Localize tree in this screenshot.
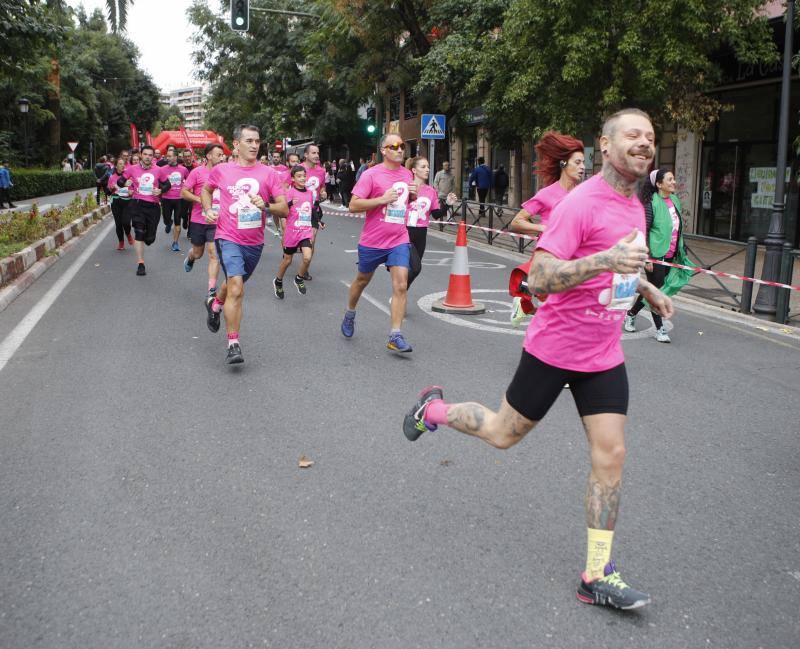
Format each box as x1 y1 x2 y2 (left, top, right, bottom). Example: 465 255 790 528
105 0 134 34
472 0 779 143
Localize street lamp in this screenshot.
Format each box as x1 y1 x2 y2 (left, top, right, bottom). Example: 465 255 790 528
18 98 30 167
753 0 795 314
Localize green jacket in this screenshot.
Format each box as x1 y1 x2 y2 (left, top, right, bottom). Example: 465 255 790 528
647 193 692 298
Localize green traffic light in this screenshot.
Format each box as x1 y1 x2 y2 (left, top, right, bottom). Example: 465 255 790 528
367 124 376 134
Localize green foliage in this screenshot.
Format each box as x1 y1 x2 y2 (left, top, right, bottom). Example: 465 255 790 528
0 3 160 167
7 169 95 201
472 0 778 141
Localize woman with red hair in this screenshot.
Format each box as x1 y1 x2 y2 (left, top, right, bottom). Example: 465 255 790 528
508 131 585 325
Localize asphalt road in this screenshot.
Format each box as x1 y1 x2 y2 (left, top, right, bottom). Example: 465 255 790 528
1 206 798 649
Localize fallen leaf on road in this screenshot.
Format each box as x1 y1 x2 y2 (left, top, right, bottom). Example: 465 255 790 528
781 328 792 333
756 326 769 331
698 331 703 336
298 455 314 469
94 263 100 267
439 459 452 466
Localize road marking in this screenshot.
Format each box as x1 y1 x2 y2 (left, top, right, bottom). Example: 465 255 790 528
0 221 114 373
339 280 390 315
418 289 671 339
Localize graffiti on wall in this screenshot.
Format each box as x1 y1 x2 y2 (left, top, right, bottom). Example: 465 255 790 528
674 130 697 232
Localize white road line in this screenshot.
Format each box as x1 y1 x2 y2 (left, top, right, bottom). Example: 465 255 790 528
0 221 114 373
339 280 391 315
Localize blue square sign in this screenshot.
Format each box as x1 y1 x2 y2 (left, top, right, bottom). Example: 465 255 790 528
421 114 446 140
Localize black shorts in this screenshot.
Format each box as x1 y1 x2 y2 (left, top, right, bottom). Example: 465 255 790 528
130 200 161 245
505 350 628 421
161 198 182 226
188 222 216 246
283 238 312 255
180 199 193 227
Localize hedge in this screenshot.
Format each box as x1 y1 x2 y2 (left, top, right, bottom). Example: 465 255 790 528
7 169 96 202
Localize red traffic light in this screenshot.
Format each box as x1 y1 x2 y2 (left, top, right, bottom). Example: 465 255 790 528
274 139 284 152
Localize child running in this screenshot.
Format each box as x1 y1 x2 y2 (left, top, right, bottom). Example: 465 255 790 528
273 166 314 298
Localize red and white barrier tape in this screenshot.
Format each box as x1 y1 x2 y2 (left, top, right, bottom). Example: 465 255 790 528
325 208 799 292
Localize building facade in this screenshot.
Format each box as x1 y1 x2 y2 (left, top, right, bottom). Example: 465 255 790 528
160 84 208 131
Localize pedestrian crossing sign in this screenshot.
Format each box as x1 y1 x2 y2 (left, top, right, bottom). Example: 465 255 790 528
421 114 446 140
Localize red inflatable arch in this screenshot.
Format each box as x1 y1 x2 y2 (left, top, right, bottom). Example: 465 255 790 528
150 130 231 156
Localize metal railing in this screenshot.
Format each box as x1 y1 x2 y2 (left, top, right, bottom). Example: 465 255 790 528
436 199 536 254
681 234 749 309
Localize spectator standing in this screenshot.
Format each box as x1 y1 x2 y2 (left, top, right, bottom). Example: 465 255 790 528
468 157 492 215
433 160 455 207
325 162 338 202
0 161 14 209
94 156 112 205
337 158 355 208
355 157 368 182
493 164 509 204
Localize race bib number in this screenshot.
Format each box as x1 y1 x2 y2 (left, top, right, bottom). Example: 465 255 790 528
385 181 409 224
117 186 130 198
295 201 313 228
168 171 183 187
605 273 640 311
138 182 153 196
237 205 262 229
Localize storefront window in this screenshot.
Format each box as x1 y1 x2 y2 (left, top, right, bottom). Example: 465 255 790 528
698 81 800 245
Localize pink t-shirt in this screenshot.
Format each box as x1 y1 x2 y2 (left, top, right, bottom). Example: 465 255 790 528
664 197 680 258
184 165 220 224
283 186 315 248
352 163 413 249
160 164 188 200
108 173 130 199
521 181 569 228
406 184 439 228
524 174 646 372
122 163 161 203
206 162 285 247
302 163 326 202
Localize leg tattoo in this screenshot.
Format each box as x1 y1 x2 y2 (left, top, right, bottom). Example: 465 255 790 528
585 477 621 531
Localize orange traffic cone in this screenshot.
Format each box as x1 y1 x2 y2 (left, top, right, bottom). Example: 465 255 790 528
432 221 486 315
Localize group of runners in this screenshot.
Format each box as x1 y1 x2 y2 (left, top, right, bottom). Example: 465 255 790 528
100 108 684 611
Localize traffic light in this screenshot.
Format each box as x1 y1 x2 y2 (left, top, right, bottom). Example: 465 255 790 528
366 106 376 135
230 0 249 31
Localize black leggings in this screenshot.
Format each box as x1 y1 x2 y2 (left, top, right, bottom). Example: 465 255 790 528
629 258 671 328
407 226 428 288
111 199 131 242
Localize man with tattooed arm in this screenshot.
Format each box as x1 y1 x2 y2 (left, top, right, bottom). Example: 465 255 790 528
403 108 673 610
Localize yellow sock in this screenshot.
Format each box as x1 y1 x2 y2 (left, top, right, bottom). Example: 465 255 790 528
585 528 614 580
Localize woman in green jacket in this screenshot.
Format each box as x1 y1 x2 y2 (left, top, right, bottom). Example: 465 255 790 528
624 168 692 342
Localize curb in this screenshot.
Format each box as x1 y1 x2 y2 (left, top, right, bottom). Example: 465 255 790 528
0 205 111 314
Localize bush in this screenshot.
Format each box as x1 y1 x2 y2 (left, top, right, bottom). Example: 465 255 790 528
7 169 96 201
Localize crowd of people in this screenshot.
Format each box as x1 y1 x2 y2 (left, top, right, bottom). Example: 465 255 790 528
60 109 688 612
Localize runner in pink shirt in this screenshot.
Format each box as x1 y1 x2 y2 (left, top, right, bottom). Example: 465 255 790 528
181 142 226 298
341 133 416 353
404 155 457 289
404 109 675 612
200 124 288 365
268 150 291 238
158 149 189 252
509 131 585 324
271 166 315 299
117 145 168 276
301 144 327 280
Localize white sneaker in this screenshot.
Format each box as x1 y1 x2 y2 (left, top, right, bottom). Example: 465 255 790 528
655 326 671 343
623 314 636 333
510 296 526 328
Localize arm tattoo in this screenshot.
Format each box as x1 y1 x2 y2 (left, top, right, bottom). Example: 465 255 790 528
529 251 611 294
585 478 621 530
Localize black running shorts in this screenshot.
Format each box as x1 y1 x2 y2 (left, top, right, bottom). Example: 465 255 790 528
130 200 161 246
505 350 629 421
283 238 312 255
188 222 216 246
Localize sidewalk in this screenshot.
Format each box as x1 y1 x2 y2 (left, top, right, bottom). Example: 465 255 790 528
0 187 96 220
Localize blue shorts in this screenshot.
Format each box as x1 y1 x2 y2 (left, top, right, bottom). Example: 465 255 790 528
215 239 263 283
357 243 411 274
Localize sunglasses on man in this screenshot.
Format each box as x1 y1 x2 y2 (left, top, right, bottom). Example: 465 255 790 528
383 142 406 151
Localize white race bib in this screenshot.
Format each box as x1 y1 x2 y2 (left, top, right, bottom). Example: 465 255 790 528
295 201 312 228
237 205 261 229
605 273 640 311
385 181 409 224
